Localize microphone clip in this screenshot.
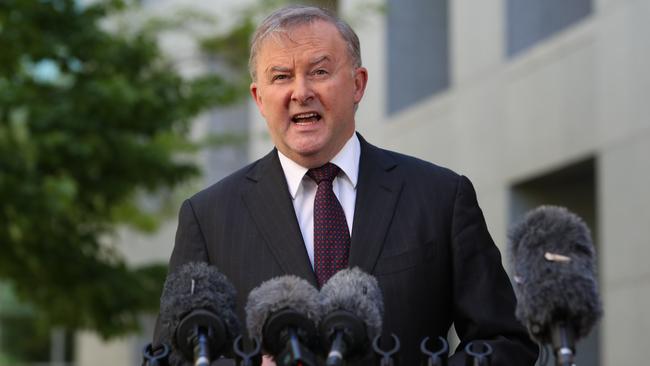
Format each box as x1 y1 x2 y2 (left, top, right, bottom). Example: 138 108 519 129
372 333 400 366
420 336 448 366
233 335 262 366
141 342 170 366
464 341 492 366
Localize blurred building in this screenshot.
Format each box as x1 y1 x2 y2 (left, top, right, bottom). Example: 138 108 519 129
74 0 649 364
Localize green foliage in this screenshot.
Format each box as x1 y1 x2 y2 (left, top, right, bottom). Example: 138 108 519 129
199 17 255 92
0 313 54 362
0 0 238 337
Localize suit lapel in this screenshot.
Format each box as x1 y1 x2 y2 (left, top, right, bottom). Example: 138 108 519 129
350 135 403 274
241 150 318 286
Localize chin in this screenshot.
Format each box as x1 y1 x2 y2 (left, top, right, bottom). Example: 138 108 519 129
292 147 324 159
288 139 327 155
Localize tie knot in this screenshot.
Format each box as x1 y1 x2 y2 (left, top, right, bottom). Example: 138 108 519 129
307 163 341 184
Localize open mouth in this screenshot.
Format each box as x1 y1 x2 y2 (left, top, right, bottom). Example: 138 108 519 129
291 112 322 123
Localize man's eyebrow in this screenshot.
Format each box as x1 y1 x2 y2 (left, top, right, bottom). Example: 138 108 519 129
266 65 291 74
309 55 330 66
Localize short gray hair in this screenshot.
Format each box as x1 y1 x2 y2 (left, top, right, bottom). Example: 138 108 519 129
248 5 362 81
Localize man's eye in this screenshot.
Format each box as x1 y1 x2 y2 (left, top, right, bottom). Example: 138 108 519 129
313 69 328 76
272 74 289 81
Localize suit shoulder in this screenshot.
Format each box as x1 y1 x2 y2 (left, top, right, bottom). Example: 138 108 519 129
186 157 260 208
379 147 461 183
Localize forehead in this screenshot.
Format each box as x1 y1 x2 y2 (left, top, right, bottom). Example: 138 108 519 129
256 20 347 66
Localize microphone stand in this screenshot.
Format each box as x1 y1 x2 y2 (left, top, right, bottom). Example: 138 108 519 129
276 328 318 366
326 332 346 366
551 323 576 366
262 308 320 366
320 309 368 366
193 330 212 366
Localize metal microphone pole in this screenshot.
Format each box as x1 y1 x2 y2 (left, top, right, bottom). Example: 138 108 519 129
275 328 318 366
551 323 576 366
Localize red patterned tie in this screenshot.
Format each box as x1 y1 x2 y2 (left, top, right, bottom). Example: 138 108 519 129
307 163 350 287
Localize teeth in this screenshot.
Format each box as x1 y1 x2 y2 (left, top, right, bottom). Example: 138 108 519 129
294 112 319 119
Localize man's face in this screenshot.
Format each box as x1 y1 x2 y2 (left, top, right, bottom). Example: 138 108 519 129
250 20 368 168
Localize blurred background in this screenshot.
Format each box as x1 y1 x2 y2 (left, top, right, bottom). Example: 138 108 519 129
1 0 648 365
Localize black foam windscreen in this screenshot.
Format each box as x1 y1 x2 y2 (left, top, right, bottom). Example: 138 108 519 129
246 275 322 358
245 275 322 339
159 262 240 365
508 205 602 343
320 267 384 340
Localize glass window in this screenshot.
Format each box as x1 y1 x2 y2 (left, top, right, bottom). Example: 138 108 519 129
387 0 449 115
506 0 592 57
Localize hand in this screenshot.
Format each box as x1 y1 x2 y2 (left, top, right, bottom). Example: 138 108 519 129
262 354 276 366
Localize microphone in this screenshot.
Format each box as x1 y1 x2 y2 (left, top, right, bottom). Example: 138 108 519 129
245 275 322 366
319 268 384 365
508 205 602 365
159 262 240 366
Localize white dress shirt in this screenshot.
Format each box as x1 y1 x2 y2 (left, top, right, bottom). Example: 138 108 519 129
277 134 360 269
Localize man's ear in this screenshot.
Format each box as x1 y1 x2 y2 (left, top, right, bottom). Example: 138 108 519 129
250 82 264 116
353 67 368 104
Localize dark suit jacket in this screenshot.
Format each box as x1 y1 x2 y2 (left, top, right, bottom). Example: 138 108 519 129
155 134 537 365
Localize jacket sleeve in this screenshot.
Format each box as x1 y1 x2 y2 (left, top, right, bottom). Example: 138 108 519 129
168 199 210 272
448 176 538 365
152 198 210 346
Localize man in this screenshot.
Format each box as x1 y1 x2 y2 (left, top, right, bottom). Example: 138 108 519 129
156 5 538 365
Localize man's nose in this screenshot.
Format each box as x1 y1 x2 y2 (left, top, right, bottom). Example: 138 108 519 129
291 77 315 104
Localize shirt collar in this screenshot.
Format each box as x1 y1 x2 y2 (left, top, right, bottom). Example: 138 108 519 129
278 133 360 199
